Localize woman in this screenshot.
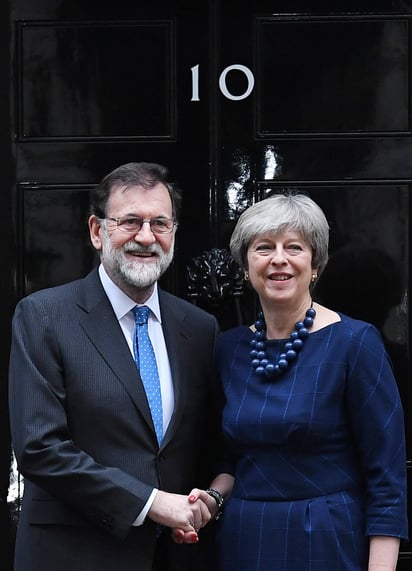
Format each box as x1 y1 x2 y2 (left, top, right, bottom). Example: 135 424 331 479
175 192 408 570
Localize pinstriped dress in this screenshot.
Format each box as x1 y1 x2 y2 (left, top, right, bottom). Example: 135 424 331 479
214 314 408 571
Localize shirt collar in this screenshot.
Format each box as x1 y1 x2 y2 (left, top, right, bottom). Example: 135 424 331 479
98 264 162 323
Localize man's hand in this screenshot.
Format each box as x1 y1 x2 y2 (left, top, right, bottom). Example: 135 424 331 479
171 488 218 544
148 489 212 538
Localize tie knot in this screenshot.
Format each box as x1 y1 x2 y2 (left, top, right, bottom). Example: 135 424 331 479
133 305 150 325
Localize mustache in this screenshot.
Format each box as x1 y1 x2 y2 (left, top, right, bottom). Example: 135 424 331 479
123 243 163 255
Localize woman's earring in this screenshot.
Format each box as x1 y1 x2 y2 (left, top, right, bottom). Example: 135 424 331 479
311 273 317 283
244 271 249 281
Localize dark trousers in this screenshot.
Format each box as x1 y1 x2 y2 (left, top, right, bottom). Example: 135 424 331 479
152 532 170 571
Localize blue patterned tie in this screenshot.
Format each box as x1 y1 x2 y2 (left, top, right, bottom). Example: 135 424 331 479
133 306 163 444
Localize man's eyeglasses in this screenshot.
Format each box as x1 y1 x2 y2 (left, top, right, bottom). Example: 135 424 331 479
104 216 176 235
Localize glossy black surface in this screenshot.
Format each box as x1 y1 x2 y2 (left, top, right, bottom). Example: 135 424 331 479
256 17 409 135
18 185 96 295
1 1 412 568
18 21 175 140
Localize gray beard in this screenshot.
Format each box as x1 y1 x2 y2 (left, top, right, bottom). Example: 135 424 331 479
100 227 174 289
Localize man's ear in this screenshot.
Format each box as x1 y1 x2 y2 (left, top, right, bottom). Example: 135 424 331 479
88 215 103 251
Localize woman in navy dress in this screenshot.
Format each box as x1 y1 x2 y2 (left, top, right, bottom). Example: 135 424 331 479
174 192 408 570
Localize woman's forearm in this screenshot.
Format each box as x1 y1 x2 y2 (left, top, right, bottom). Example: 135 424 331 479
369 536 400 571
208 472 234 499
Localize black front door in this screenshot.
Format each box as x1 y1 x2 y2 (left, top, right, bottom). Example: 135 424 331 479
1 1 411 568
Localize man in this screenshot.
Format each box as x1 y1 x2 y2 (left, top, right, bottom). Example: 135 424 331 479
9 162 220 570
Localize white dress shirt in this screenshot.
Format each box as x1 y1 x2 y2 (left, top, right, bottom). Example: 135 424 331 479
98 264 174 524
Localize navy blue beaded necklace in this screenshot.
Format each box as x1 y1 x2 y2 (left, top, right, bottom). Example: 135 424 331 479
250 306 316 378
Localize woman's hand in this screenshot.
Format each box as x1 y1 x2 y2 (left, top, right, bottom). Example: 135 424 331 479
148 489 212 534
171 488 218 543
172 475 234 544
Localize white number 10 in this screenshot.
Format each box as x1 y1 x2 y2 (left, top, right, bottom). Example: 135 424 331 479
190 64 255 101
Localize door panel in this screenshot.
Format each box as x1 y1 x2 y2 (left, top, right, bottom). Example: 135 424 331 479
215 2 412 564
18 21 176 139
18 184 95 294
256 16 408 134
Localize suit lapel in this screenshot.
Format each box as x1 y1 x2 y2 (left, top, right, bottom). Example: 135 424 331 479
76 270 155 435
158 290 192 446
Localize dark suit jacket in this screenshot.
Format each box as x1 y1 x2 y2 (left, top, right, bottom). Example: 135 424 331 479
9 268 220 571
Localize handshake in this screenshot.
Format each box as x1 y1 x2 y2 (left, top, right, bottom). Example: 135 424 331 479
148 487 225 544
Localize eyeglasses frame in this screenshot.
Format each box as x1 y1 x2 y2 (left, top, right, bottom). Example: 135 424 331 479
102 215 177 235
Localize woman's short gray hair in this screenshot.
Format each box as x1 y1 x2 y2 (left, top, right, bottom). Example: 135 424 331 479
230 192 330 276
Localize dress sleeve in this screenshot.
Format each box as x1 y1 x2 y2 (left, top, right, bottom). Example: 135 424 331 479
345 322 409 540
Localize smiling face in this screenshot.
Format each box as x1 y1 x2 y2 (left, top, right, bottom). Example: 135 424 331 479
246 230 316 308
88 182 175 302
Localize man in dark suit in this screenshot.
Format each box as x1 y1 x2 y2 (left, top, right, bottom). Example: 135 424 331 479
8 162 220 571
